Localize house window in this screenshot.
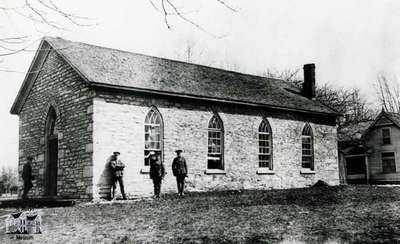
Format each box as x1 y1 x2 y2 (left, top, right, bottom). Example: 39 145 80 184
301 123 314 170
144 107 163 166
382 152 396 173
207 114 224 170
382 128 391 145
259 119 273 169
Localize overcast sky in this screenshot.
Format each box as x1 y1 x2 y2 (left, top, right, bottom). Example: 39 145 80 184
1 0 400 169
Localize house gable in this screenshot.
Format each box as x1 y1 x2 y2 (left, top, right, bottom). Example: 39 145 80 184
10 39 90 115
375 115 395 127
363 111 400 139
16 46 94 199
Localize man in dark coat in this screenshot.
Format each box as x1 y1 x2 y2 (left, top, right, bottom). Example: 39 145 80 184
148 151 165 198
108 152 127 200
172 149 187 196
22 157 35 199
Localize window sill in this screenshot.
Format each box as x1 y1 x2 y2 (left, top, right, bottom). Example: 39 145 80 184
140 167 150 174
204 169 226 175
300 169 316 174
256 168 275 175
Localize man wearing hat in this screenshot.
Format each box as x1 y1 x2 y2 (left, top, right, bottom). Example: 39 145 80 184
148 151 165 198
108 152 127 200
172 149 187 196
22 157 35 199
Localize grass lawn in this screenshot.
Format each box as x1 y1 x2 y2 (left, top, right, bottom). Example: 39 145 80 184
2 185 400 243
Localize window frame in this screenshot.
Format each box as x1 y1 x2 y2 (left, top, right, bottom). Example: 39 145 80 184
143 107 164 169
207 113 224 170
258 118 273 170
382 127 391 145
301 123 314 171
382 152 396 173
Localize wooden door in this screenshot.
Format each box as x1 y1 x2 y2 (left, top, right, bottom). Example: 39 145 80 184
47 137 58 196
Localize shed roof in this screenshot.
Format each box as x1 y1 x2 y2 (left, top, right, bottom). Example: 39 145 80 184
11 37 338 116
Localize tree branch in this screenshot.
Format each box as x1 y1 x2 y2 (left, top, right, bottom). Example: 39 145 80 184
215 0 238 12
149 0 236 38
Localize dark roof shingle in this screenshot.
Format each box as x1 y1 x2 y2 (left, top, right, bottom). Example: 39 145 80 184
15 37 339 116
386 112 400 127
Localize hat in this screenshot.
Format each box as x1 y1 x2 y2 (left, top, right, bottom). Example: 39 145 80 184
113 152 121 155
175 149 183 153
149 151 156 155
26 156 34 161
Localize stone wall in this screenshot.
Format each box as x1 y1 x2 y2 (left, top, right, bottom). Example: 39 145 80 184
18 49 93 199
92 90 339 198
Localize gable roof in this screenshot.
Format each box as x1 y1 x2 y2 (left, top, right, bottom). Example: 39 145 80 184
362 110 400 137
11 37 338 116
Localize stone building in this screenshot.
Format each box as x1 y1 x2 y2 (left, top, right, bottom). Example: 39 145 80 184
10 37 340 199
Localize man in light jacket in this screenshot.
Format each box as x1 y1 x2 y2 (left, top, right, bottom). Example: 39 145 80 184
108 152 127 200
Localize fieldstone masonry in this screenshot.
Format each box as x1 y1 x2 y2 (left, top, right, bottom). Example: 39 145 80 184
18 50 93 199
92 91 339 199
15 40 339 200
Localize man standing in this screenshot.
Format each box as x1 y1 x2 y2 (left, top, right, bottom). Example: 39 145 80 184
22 156 35 199
172 149 187 196
149 151 165 198
108 152 127 200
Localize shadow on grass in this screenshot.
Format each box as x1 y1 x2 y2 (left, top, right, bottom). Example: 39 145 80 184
165 186 344 209
162 185 400 208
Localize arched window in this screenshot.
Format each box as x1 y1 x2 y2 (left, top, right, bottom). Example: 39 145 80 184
207 114 224 169
259 119 273 170
144 107 163 166
301 123 314 170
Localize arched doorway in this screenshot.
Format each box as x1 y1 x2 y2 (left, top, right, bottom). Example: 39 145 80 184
45 107 58 197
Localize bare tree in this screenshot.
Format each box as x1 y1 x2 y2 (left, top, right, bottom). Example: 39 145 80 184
318 85 375 124
173 39 206 63
148 0 237 36
0 0 236 70
0 166 18 196
262 68 301 84
0 0 90 58
375 73 400 113
263 68 375 125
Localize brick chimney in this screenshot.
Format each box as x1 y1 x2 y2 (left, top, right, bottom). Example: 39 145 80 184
302 63 316 99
